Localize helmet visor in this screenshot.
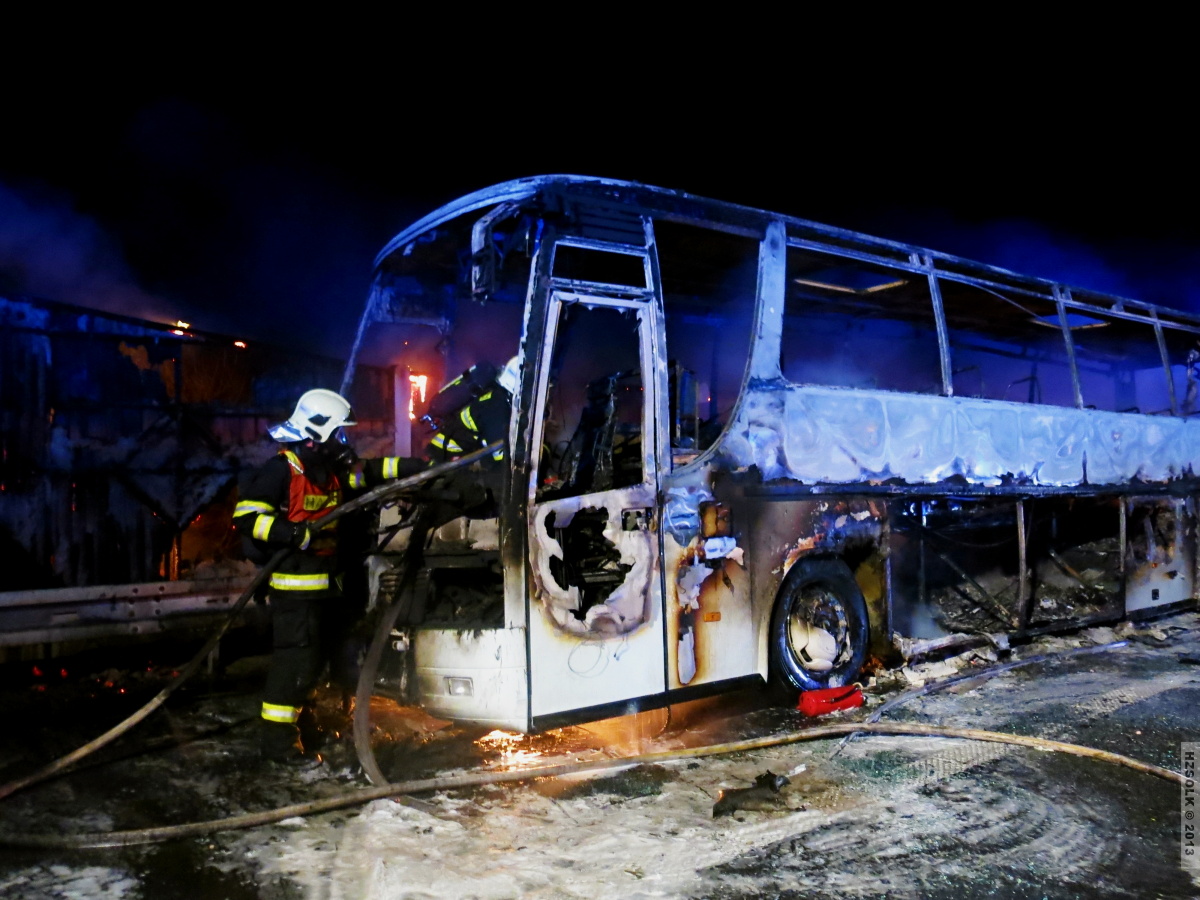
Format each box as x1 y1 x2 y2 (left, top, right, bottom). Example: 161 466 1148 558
267 420 306 442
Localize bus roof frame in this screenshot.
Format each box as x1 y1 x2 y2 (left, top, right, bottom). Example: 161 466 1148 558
368 174 1200 335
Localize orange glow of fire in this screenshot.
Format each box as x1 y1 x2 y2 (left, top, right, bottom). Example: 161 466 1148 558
474 729 545 769
409 374 428 420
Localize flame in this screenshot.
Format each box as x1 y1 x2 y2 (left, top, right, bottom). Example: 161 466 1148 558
409 374 428 421
473 729 545 769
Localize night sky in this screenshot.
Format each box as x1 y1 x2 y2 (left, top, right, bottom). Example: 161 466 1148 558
4 73 1197 359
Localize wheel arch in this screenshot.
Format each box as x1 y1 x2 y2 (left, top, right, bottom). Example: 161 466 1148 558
766 550 873 693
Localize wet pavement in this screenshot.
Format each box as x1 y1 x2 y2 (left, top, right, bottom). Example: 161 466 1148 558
0 612 1197 898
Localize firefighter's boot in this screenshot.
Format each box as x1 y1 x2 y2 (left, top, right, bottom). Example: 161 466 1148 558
259 720 316 766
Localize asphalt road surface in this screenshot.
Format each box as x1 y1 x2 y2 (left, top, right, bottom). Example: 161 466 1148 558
0 611 1196 899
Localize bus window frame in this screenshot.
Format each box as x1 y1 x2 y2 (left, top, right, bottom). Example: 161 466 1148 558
779 233 1197 421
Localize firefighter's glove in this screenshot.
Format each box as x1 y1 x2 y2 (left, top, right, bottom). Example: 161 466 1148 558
289 523 312 551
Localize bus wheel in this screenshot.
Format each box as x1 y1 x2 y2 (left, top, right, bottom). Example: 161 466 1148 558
769 557 869 694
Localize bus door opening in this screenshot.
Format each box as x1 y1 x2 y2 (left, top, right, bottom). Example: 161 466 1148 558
526 292 666 720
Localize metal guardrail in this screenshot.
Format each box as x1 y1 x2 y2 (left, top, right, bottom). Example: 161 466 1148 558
0 577 265 647
0 443 505 653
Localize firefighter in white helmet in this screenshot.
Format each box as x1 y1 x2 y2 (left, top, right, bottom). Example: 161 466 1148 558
233 388 414 764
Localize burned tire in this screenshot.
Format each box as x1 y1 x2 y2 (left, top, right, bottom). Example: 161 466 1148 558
769 557 869 693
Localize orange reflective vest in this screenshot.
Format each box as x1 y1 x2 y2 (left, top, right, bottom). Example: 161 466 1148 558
267 450 342 593
281 450 341 556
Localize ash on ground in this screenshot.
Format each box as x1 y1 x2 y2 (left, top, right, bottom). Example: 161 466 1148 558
0 613 1197 899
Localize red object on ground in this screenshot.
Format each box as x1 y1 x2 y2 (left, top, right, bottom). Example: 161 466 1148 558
797 685 864 716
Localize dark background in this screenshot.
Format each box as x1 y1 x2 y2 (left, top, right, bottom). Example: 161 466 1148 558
3 60 1196 360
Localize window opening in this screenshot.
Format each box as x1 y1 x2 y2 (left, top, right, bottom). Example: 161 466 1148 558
783 247 941 394
1162 324 1200 416
536 303 644 500
940 283 1075 407
552 244 647 288
656 220 757 461
1066 298 1171 414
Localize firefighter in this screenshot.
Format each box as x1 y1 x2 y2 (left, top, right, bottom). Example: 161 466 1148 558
422 355 518 466
409 356 519 516
233 388 415 764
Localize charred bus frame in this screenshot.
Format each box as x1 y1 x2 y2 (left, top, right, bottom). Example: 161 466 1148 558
343 175 1200 733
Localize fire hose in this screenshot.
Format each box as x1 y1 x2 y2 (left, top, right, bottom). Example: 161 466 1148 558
0 720 1185 849
830 639 1131 757
0 451 1188 847
0 444 502 802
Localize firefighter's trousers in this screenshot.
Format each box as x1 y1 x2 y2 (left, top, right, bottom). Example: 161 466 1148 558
262 590 362 724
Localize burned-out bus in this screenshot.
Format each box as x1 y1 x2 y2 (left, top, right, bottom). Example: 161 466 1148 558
342 175 1200 733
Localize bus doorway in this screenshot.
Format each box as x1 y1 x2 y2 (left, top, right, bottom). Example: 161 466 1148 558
526 291 666 725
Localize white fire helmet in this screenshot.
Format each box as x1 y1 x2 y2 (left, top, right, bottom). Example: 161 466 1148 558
497 355 520 395
268 389 357 443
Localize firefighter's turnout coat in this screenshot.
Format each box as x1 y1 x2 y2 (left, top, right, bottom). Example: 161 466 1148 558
233 446 405 728
233 448 404 598
425 363 511 464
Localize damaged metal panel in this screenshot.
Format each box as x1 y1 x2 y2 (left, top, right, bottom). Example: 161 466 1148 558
1126 496 1195 612
411 626 528 731
664 529 752 687
526 486 667 718
719 382 1200 488
528 488 658 636
661 477 753 689
0 576 264 646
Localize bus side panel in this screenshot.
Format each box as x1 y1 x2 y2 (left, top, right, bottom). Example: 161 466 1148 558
721 384 1200 490
661 469 755 690
526 579 668 716
663 530 754 689
720 490 888 681
1126 496 1196 613
413 627 529 731
660 468 888 689
527 486 668 718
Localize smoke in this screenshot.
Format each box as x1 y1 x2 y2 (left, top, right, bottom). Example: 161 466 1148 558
2 97 420 358
0 179 179 323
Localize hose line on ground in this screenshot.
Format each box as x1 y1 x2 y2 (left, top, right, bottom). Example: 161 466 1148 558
0 446 501 803
0 720 1183 850
830 639 1131 757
